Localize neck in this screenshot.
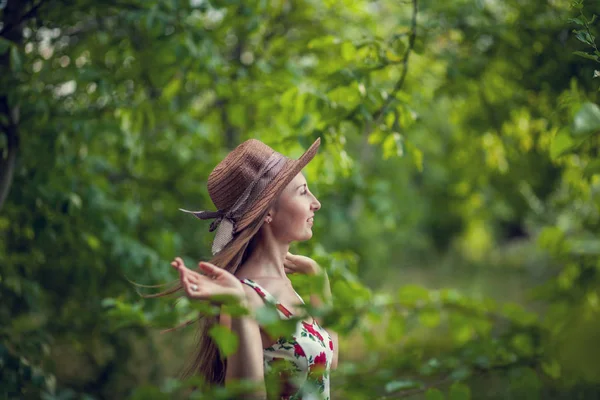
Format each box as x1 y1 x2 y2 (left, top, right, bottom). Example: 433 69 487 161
242 228 289 279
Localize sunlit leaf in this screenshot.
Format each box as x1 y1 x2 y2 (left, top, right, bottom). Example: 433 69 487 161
208 325 239 358
549 132 575 160
572 102 600 136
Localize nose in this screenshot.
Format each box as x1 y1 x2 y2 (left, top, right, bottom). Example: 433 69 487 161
310 193 321 211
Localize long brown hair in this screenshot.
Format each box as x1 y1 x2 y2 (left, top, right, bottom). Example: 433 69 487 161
152 206 272 385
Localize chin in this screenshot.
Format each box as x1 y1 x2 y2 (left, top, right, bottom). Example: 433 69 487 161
295 231 313 242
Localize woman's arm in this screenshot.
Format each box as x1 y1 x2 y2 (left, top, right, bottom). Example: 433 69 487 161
284 253 339 370
172 258 267 398
309 271 339 370
223 286 267 397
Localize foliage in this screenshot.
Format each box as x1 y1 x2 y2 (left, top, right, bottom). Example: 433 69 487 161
1 0 600 399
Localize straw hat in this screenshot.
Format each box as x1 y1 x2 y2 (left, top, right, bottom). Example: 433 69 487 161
181 138 321 254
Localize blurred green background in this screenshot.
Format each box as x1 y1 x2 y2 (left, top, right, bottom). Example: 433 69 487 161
2 0 600 398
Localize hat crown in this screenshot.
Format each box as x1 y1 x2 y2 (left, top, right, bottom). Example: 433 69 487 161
207 139 280 211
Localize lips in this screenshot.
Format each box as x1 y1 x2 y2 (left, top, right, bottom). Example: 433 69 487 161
307 217 314 224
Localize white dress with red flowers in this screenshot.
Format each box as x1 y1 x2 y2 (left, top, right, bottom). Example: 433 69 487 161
240 279 333 400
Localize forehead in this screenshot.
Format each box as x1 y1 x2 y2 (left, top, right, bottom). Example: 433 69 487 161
284 173 306 192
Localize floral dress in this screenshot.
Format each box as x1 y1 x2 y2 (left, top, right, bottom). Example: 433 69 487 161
240 278 333 400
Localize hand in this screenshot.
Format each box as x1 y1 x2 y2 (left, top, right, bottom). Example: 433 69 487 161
284 252 320 275
171 257 246 304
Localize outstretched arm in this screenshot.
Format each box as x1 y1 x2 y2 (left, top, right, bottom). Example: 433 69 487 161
172 258 266 398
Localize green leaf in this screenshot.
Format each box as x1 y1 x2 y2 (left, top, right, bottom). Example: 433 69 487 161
393 37 407 55
398 284 430 304
511 333 534 356
10 46 22 72
308 35 340 49
188 300 220 316
84 233 101 250
130 385 170 400
550 132 575 160
0 37 11 55
383 133 404 159
162 78 182 101
419 310 441 328
566 237 600 255
426 388 445 400
10 314 47 334
568 17 585 25
537 226 565 250
385 380 422 393
208 325 239 358
341 42 357 61
254 304 281 326
406 140 423 171
449 382 471 400
542 360 561 379
572 102 600 136
573 51 599 61
385 313 405 340
450 366 472 380
583 159 600 177
502 303 538 325
574 30 595 46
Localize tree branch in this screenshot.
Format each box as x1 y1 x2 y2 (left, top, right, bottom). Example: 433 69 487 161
0 0 45 37
0 97 19 212
371 0 418 127
0 0 27 212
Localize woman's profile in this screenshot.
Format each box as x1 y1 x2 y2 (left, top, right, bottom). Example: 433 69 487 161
160 138 337 399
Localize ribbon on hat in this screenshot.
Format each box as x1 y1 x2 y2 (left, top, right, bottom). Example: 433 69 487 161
180 152 287 255
178 208 236 255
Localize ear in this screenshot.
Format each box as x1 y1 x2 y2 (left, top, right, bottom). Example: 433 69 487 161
265 211 273 224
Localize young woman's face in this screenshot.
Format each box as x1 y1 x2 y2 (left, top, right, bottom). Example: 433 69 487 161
269 173 321 243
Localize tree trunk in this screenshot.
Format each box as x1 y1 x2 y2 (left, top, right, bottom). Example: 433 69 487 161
0 0 26 211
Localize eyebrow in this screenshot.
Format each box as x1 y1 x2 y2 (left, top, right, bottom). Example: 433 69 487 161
296 183 307 190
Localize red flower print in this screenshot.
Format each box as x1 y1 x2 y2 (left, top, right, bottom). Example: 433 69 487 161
302 321 324 341
329 340 333 351
293 342 305 358
309 351 327 379
253 286 266 298
276 304 293 318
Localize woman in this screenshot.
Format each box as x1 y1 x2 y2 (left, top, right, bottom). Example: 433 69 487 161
166 138 338 399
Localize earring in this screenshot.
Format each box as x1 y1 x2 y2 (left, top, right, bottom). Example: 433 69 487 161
266 216 272 224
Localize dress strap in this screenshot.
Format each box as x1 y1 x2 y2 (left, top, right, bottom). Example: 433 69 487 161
240 278 294 319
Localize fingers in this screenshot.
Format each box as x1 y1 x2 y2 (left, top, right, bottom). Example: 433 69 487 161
197 261 222 278
283 258 297 269
181 273 204 298
171 257 186 270
171 257 195 289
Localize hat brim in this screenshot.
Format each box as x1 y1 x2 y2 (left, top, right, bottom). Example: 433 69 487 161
235 137 321 233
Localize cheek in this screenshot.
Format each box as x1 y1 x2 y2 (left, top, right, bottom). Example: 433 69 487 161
274 200 309 231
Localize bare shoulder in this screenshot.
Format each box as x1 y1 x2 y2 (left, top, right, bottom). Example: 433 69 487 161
220 283 265 328
240 281 266 312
